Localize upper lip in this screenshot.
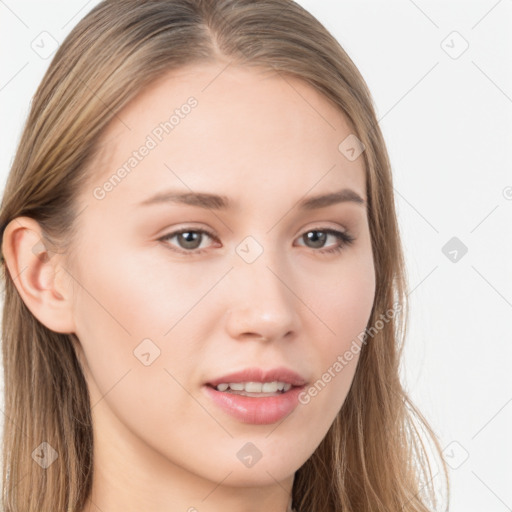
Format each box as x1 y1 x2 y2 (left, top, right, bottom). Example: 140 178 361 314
206 366 307 388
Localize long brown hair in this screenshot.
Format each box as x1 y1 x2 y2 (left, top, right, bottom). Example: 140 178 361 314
0 1 449 510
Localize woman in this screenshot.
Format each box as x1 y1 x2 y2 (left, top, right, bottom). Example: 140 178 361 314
0 1 449 511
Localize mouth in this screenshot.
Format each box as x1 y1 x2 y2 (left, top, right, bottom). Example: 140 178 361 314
205 366 307 391
202 367 308 424
205 381 302 397
202 382 307 425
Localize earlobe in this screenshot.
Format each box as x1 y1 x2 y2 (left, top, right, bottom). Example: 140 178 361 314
1 216 76 334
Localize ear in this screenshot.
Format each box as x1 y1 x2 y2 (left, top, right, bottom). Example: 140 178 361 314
1 216 76 334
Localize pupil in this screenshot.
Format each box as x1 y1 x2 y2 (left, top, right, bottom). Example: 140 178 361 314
179 232 200 249
306 231 326 248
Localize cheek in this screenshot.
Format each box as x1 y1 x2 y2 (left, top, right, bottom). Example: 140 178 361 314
315 251 375 346
70 248 177 401
70 252 201 442
70 236 216 390
73 243 197 340
303 252 375 403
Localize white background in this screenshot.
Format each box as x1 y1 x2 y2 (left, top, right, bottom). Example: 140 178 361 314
1 1 511 510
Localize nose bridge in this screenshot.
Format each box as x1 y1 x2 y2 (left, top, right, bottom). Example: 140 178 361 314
224 239 299 340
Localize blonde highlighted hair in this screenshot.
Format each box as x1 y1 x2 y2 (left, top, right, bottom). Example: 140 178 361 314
0 1 449 510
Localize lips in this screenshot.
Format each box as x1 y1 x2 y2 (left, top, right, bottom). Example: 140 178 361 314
205 366 308 388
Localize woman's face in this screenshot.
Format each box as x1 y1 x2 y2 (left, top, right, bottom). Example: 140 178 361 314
68 63 375 502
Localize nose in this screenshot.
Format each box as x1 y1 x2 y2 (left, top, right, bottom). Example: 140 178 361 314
224 256 301 343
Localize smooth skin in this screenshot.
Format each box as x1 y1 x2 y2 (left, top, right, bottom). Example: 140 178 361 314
3 62 376 512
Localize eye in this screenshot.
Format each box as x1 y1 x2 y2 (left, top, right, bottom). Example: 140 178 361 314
158 227 355 256
295 228 355 255
159 228 218 255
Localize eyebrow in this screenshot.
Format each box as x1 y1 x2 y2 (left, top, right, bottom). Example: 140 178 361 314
137 188 365 210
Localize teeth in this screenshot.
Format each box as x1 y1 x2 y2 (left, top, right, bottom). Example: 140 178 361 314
214 381 292 393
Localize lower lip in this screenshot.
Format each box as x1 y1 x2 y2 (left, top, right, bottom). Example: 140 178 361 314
202 384 305 425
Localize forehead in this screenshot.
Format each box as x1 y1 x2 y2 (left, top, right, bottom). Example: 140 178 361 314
86 63 366 209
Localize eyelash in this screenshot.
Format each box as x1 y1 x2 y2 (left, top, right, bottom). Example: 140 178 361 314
158 227 355 256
